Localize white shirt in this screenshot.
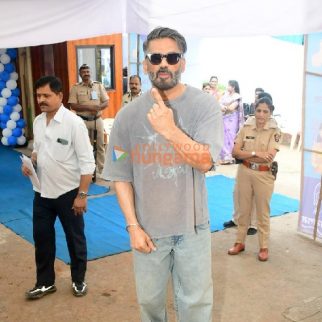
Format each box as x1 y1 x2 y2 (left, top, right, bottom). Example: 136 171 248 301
33 105 95 198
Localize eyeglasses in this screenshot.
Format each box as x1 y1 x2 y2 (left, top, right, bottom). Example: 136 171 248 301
145 53 183 65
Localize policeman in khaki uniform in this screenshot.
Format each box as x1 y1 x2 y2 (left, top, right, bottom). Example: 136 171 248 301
68 64 109 175
122 75 142 106
228 97 281 262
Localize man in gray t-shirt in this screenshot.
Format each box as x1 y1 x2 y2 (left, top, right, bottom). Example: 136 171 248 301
103 27 223 322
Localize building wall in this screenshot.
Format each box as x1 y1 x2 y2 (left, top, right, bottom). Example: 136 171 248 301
30 43 69 115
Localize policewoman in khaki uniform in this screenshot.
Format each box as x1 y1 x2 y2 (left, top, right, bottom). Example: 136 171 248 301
228 97 281 261
68 64 109 175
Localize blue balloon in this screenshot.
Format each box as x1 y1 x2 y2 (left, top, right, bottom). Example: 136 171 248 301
0 122 6 129
4 63 15 73
0 71 10 82
7 96 18 106
0 81 5 90
11 88 20 97
0 71 10 81
3 105 13 115
7 49 17 60
7 135 17 146
12 127 22 137
16 118 26 128
0 113 9 122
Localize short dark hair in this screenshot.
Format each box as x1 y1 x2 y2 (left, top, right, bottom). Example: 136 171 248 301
255 97 274 113
35 76 63 94
79 64 90 72
129 75 141 84
255 87 264 93
143 27 187 54
257 91 273 103
209 76 218 81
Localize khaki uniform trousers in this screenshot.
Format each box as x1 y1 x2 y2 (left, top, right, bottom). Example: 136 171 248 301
233 179 257 228
84 117 105 173
236 164 275 248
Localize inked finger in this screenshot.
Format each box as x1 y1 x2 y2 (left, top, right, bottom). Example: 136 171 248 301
151 88 164 104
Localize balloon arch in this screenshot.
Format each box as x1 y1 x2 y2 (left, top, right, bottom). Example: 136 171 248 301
0 48 27 147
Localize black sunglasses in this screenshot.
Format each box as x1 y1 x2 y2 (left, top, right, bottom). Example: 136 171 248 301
145 53 183 65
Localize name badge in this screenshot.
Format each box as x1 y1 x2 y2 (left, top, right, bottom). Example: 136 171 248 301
91 90 98 100
57 138 69 145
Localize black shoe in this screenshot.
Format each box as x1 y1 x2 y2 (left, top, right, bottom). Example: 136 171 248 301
247 227 257 235
72 281 88 297
223 220 237 228
25 285 56 300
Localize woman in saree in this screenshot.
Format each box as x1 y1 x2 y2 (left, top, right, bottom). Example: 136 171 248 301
219 80 244 164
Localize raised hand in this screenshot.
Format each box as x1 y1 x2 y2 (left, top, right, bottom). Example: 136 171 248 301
147 88 176 139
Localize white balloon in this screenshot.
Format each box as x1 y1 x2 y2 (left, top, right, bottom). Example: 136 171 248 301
10 72 18 80
10 111 20 121
2 128 12 137
1 136 8 146
0 54 10 64
1 136 9 145
0 63 4 72
1 88 11 98
13 104 22 112
0 97 7 106
17 135 26 145
6 79 17 90
0 49 6 55
6 119 16 129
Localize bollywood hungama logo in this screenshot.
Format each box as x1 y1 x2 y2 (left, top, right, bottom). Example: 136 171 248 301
113 146 128 161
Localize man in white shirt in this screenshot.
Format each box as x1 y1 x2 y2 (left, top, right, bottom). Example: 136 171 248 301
22 76 95 299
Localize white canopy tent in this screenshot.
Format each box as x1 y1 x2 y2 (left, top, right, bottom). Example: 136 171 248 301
0 0 322 48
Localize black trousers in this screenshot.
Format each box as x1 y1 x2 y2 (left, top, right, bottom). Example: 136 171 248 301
33 188 87 286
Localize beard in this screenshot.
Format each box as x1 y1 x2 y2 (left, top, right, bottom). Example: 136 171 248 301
148 67 181 90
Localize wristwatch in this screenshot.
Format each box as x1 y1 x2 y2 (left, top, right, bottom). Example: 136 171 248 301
78 191 88 199
251 151 256 157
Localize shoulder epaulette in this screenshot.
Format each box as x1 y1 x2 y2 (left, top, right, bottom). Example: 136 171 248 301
244 116 256 126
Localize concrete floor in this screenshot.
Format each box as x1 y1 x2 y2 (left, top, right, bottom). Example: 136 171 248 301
1 145 322 322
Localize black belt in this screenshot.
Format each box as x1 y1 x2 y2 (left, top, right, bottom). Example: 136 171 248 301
77 115 99 121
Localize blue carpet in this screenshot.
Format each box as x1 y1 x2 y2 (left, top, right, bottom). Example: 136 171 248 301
206 175 299 232
2 195 129 263
0 146 299 263
88 183 109 195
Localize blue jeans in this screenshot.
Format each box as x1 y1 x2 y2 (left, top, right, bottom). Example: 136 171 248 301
133 223 213 322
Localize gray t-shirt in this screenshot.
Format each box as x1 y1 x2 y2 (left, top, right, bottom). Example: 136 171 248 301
103 85 223 238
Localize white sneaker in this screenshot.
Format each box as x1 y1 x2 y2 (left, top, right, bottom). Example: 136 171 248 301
25 285 57 299
72 281 87 297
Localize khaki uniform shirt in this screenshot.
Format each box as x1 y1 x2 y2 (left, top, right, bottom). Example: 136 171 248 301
235 116 281 156
68 81 109 117
122 91 142 106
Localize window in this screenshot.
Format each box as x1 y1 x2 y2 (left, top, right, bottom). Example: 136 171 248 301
76 46 114 90
123 33 149 92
